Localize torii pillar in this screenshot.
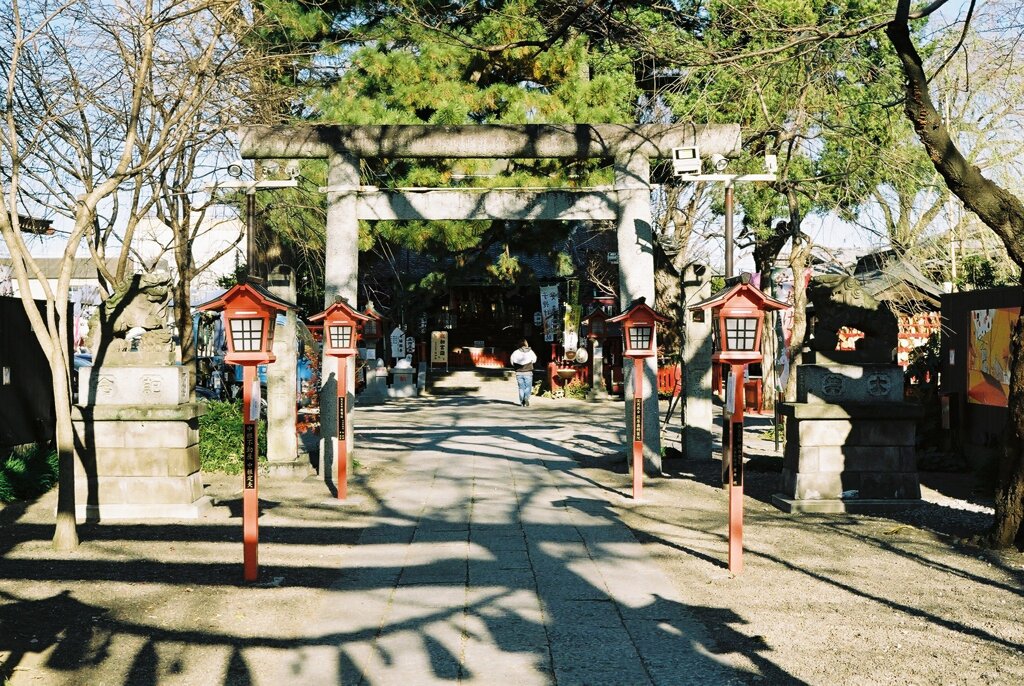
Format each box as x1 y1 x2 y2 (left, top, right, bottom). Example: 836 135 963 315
239 124 741 477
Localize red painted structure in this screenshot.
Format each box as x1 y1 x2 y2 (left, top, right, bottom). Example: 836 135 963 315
198 281 291 582
310 298 369 501
608 299 670 501
690 274 787 573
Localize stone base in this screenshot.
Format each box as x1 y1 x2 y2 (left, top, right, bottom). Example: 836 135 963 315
266 459 314 479
72 402 207 522
772 493 922 514
76 496 213 522
388 371 418 398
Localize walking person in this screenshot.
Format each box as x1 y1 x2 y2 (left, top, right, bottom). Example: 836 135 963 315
510 339 537 406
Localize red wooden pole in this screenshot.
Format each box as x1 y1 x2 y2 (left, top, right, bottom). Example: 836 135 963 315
632 356 644 500
242 364 259 582
337 355 348 500
728 363 745 574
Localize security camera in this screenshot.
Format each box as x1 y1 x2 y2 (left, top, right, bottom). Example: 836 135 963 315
226 160 245 179
285 160 301 180
671 146 702 175
709 153 728 172
764 154 778 174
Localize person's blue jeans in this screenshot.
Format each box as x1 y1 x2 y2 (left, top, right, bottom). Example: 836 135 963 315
516 372 532 405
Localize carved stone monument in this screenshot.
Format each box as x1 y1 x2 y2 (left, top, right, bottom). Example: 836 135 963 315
73 272 211 520
389 355 418 398
773 275 922 513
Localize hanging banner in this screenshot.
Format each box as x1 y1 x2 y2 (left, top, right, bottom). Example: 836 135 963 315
430 331 449 364
563 280 581 352
540 285 560 338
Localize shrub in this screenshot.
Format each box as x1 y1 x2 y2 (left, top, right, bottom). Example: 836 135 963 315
198 400 267 474
0 442 58 503
564 378 590 400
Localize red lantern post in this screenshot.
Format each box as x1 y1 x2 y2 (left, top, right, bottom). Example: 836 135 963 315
198 281 291 582
690 273 787 573
310 298 369 500
607 298 669 501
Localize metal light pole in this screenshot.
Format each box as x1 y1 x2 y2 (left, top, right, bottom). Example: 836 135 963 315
724 184 734 278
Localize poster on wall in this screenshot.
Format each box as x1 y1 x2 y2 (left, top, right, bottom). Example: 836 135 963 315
968 307 1021 406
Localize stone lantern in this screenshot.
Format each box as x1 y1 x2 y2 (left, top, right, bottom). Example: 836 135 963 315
607 298 670 500
200 281 292 366
310 298 369 500
690 272 787 574
198 280 291 582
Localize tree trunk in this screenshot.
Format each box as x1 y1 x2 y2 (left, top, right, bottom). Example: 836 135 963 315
51 342 78 551
991 313 1024 547
783 191 810 403
887 8 1024 547
753 220 790 412
175 276 197 397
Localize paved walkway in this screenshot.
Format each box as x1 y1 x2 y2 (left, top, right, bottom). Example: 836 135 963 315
300 390 736 685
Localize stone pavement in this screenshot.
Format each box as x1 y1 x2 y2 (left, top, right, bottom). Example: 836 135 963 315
301 388 738 685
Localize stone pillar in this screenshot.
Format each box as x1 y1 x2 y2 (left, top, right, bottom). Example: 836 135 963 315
682 264 714 459
266 267 309 478
322 152 360 479
614 154 661 475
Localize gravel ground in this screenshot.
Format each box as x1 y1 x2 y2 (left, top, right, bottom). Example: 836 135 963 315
0 397 1022 685
575 411 1024 686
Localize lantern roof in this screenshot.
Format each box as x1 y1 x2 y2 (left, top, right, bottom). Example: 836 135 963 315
309 296 371 324
196 279 294 314
688 273 788 312
362 301 384 321
607 297 671 324
581 307 609 324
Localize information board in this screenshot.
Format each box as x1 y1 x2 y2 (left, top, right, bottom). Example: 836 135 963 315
430 331 449 364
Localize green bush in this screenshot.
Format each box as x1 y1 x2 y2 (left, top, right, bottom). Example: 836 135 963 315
198 401 268 474
0 442 58 503
564 378 590 400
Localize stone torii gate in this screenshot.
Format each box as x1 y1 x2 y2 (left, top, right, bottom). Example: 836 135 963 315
239 123 740 476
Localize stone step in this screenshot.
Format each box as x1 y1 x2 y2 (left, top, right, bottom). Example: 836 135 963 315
426 369 512 396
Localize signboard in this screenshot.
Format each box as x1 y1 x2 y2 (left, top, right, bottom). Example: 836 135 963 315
419 313 428 333
430 331 449 364
533 311 543 326
405 336 415 355
731 422 743 486
243 422 257 490
632 397 643 442
390 326 406 359
338 396 346 436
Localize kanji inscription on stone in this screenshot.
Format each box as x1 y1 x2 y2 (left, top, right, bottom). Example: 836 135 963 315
821 373 845 397
867 372 890 396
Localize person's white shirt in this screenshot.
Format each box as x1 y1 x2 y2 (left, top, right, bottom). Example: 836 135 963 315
510 346 536 367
